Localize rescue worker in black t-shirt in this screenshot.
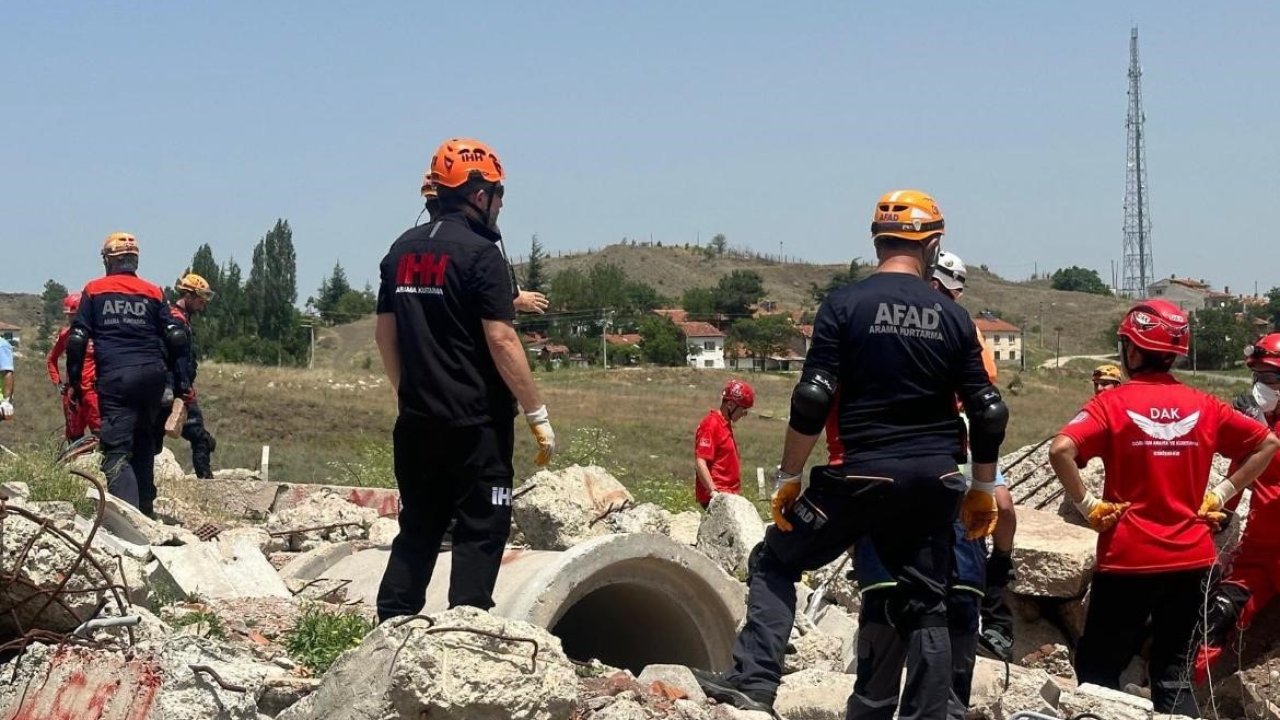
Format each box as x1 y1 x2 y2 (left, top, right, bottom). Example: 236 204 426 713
375 137 556 622
68 232 189 515
695 190 1008 720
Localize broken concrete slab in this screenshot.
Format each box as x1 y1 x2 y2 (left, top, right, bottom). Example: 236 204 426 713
0 480 29 499
669 510 701 546
276 606 578 720
1009 506 1097 598
87 487 202 547
775 668 853 720
605 502 674 536
154 446 187 485
696 493 765 580
0 644 164 720
784 628 845 674
150 533 291 601
1057 683 1153 720
367 516 398 546
266 489 378 552
637 664 707 704
272 483 401 518
278 541 359 584
814 604 857 673
511 464 635 550
988 664 1062 720
258 677 322 717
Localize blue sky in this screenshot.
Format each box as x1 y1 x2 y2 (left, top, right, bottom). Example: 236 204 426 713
2 2 1276 300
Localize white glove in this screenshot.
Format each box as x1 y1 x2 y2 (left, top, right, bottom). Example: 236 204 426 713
525 405 556 466
0 400 12 420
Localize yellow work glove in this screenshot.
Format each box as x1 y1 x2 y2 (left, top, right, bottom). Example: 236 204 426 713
961 482 998 540
1074 492 1130 533
1198 480 1236 529
771 469 802 532
524 405 556 467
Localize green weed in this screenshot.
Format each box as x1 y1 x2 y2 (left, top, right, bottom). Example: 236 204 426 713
283 605 375 674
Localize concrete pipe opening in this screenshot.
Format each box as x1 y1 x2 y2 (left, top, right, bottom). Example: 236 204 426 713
319 533 746 675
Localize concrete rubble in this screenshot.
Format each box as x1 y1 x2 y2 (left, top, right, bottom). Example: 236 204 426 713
604 502 675 536
669 510 702 546
512 464 635 550
149 532 293 600
265 488 379 552
695 493 765 579
1008 506 1097 598
276 606 579 720
775 668 854 720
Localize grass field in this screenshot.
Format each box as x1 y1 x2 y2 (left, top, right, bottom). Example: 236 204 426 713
9 344 1238 513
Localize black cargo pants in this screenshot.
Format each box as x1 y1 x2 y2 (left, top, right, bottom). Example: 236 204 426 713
181 401 215 479
376 413 515 622
97 363 166 515
723 456 966 720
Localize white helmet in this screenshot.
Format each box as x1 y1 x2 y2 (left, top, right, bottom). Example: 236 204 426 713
932 250 967 292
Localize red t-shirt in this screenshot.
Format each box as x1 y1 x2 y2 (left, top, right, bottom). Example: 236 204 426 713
1229 416 1280 550
694 409 741 505
1058 373 1268 573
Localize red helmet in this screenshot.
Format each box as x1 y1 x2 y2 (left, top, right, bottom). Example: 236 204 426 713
1246 333 1280 371
63 293 81 314
1117 299 1190 356
722 379 755 409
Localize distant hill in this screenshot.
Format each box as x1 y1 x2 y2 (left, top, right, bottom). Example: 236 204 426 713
0 293 42 331
311 245 1131 370
524 244 1129 354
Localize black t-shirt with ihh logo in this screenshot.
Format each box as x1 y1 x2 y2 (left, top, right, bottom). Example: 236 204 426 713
807 271 992 463
377 212 517 427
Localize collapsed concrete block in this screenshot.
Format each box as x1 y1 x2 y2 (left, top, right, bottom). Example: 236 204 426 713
775 669 853 720
87 487 202 547
266 489 378 552
711 707 775 720
272 483 401 518
784 628 846 675
0 481 30 499
605 502 674 536
0 644 164 719
511 464 634 550
1021 643 1075 679
150 533 291 600
989 664 1062 720
637 664 707 704
1009 507 1096 598
669 510 701 546
367 516 399 546
258 677 322 717
220 526 272 554
0 508 125 637
696 493 765 579
278 541 359 584
1057 683 1153 720
276 606 578 720
814 605 857 673
154 446 187 485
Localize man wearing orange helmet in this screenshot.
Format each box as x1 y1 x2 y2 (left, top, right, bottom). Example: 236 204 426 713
160 273 217 479
421 172 547 315
68 233 189 516
696 190 1007 719
47 293 101 441
1191 333 1280 684
1091 363 1123 395
375 138 555 622
694 379 753 508
1049 301 1279 716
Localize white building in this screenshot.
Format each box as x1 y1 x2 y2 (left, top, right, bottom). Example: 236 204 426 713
679 321 726 369
974 316 1023 364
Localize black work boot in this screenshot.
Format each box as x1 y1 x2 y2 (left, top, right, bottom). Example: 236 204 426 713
690 668 777 715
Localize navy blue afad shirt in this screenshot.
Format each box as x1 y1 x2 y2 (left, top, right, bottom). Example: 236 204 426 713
808 271 991 465
73 271 179 379
377 212 517 427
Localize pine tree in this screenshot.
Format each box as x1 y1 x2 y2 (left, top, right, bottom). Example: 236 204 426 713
525 234 547 293
35 279 69 353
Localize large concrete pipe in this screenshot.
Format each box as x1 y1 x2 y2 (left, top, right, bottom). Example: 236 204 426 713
316 533 746 673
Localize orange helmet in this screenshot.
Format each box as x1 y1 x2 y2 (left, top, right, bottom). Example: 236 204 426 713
101 232 139 258
871 190 945 242
428 138 505 190
176 272 215 300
